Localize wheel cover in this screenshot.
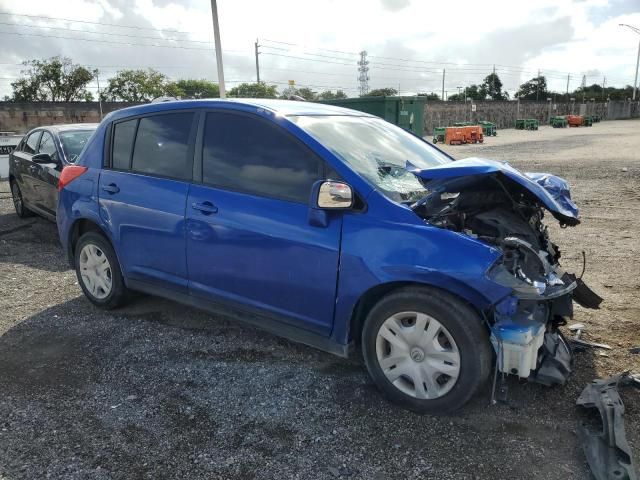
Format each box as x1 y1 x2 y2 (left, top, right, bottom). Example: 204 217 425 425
11 183 22 214
375 311 461 400
79 244 112 300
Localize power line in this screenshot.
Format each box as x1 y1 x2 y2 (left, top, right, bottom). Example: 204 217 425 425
0 20 211 44
0 30 247 53
0 11 193 35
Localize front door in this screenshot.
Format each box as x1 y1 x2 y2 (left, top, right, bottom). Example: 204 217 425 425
32 131 63 216
186 111 342 335
99 111 198 293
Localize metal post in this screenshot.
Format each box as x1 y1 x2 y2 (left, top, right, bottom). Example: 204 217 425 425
536 69 540 102
442 69 445 101
566 74 570 102
634 38 640 100
255 39 260 83
210 0 226 98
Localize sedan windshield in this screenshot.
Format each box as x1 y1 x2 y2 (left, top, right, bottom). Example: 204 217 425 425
289 115 451 202
60 130 95 162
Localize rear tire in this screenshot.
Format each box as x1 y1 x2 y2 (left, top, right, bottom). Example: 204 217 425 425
10 180 34 218
74 232 128 309
362 287 492 414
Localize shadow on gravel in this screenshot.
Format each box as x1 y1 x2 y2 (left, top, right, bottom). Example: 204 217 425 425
0 293 601 479
0 211 68 272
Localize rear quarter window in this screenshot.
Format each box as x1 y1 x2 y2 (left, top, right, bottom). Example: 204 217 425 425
112 119 138 170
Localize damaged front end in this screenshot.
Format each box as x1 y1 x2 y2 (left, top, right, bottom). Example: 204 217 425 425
410 157 602 386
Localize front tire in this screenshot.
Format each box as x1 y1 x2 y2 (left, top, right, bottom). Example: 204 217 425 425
10 180 34 218
362 287 492 414
75 232 127 309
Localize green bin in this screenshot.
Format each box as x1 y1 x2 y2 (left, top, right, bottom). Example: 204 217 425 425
432 127 446 144
319 96 427 137
515 119 526 130
582 116 593 127
479 120 497 136
525 119 539 130
550 116 567 128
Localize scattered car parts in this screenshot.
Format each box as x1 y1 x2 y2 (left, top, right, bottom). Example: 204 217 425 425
576 372 639 480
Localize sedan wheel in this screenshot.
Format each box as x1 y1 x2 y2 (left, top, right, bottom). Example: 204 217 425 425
10 181 32 218
79 243 113 300
375 311 460 400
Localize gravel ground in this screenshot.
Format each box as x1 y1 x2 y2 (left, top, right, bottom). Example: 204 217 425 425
0 119 639 480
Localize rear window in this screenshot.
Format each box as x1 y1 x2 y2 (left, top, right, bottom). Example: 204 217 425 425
131 112 195 180
112 119 137 170
60 130 94 163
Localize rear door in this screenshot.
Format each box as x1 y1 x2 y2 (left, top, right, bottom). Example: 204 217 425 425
99 110 198 293
32 130 63 216
186 110 342 335
11 130 42 206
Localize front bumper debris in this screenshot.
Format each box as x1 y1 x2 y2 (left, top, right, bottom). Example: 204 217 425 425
576 372 639 480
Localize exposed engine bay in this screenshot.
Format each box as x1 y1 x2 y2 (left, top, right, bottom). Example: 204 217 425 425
411 168 603 386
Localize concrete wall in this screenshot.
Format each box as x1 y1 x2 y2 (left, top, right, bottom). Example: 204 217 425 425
0 102 141 134
423 100 639 134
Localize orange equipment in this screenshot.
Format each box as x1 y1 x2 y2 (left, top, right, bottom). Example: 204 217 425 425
567 115 583 127
445 127 466 145
462 125 484 144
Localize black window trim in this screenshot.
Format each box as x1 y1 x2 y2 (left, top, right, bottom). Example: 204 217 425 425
197 108 328 205
105 109 198 183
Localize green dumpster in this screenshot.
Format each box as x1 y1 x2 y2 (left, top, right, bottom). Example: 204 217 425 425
582 116 593 127
550 116 568 128
432 127 446 144
319 96 427 137
525 119 539 130
592 114 601 123
479 120 497 136
515 119 526 130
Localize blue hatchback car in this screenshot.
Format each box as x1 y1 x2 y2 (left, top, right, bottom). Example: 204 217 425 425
57 99 600 412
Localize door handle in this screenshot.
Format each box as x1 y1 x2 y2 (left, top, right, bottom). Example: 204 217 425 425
102 183 120 194
191 201 218 214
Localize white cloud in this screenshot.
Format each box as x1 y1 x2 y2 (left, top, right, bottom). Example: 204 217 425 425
0 0 638 98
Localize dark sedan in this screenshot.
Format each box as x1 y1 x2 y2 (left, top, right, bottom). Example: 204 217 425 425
9 123 97 220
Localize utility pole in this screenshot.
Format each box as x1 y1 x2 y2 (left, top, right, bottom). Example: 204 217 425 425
210 0 226 98
254 39 260 83
582 74 586 103
492 64 495 99
93 69 103 120
566 74 570 103
602 76 606 101
442 69 445 102
619 24 640 100
536 68 540 102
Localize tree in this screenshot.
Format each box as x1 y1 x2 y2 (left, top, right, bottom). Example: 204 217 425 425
293 87 318 101
228 82 279 98
482 73 507 100
317 90 348 100
364 87 398 97
11 56 94 102
170 79 219 99
515 75 548 100
448 85 485 101
417 92 440 100
101 69 173 102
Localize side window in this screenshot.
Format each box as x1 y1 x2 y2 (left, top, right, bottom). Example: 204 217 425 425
24 131 41 154
112 119 137 170
131 112 195 180
202 112 322 203
38 132 59 161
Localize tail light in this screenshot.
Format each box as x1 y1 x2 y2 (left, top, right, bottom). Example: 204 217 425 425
58 165 88 191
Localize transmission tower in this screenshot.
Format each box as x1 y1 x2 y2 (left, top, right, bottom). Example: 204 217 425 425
357 50 369 96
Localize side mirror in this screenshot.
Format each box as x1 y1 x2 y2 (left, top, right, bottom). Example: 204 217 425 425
312 180 354 209
32 153 56 165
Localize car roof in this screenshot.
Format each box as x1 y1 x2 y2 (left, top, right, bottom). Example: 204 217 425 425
28 124 99 134
107 98 374 122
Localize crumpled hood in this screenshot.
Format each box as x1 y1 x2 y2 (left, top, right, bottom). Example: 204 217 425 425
408 157 579 225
